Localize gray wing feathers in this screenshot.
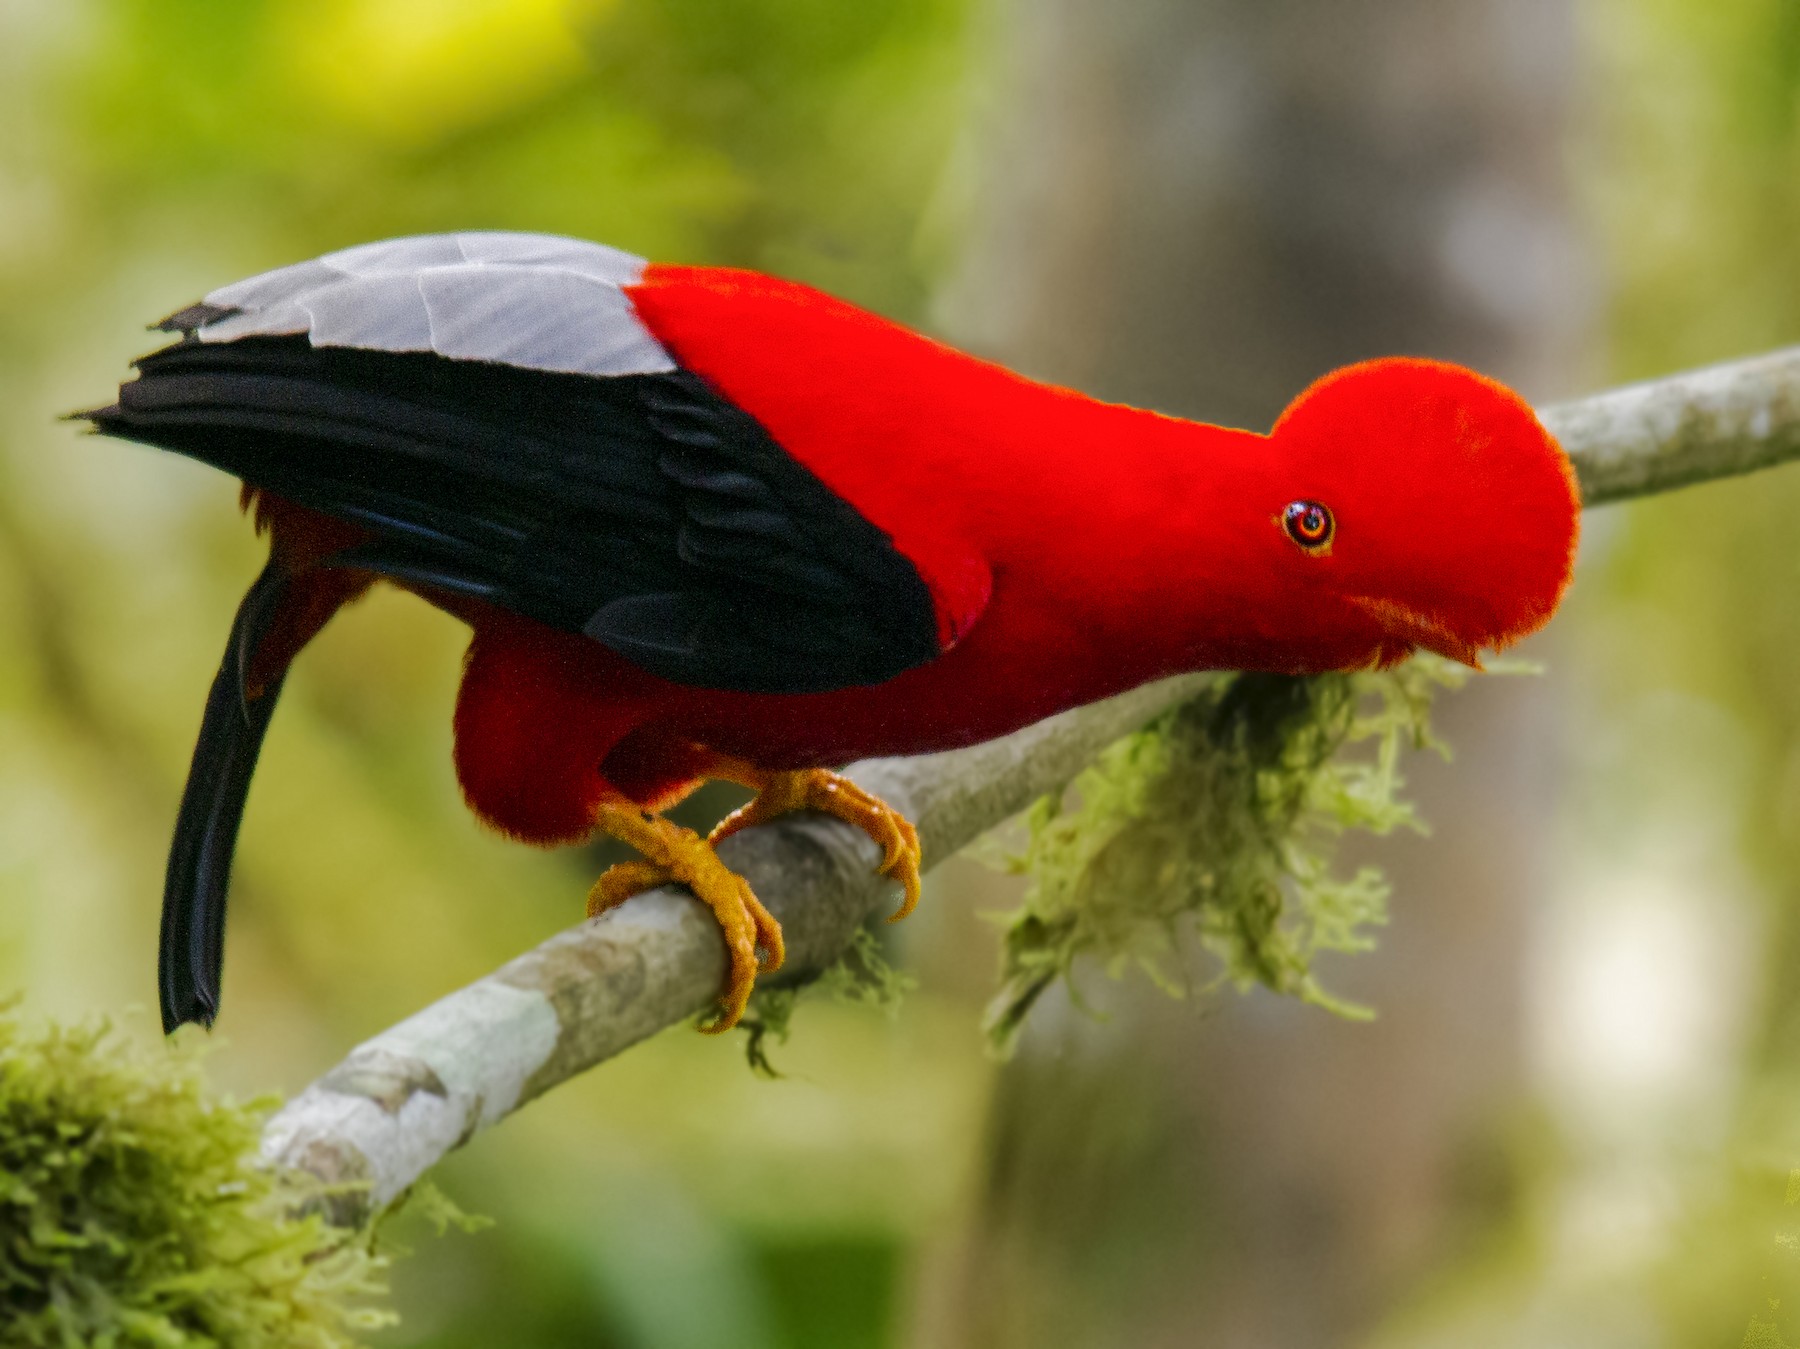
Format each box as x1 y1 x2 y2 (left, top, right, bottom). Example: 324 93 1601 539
186 231 676 378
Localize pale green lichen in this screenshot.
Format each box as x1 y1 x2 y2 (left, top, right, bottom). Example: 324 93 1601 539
0 1007 395 1347
739 925 917 1076
978 657 1476 1054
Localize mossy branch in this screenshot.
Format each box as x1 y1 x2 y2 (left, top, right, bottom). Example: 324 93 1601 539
975 658 1473 1054
262 672 1216 1228
259 344 1800 1228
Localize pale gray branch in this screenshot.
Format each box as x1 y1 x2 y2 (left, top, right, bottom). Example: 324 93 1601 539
264 674 1217 1224
263 346 1800 1226
1538 345 1800 505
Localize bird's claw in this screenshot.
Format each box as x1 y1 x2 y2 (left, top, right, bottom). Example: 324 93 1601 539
588 768 921 1037
587 811 784 1033
710 770 922 921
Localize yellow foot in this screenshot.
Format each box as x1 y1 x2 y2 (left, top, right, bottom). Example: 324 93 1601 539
710 769 923 922
586 806 784 1033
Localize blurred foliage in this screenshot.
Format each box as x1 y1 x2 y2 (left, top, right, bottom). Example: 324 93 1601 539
0 1005 391 1346
0 0 981 1343
981 661 1475 1053
4 0 1800 1343
1574 0 1800 1342
1363 2 1800 1346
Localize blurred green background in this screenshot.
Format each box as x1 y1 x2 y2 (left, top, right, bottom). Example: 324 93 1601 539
5 0 1800 1344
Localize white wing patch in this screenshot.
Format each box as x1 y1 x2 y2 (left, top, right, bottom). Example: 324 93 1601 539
190 231 677 378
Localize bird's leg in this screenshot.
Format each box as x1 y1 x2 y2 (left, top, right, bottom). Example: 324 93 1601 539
709 769 923 922
586 805 784 1033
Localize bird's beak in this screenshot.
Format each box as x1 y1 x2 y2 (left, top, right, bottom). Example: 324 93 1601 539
1348 596 1487 670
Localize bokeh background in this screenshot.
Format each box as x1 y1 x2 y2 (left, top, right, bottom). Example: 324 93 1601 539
3 0 1800 1344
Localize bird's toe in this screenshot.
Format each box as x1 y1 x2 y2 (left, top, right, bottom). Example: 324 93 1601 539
587 858 676 918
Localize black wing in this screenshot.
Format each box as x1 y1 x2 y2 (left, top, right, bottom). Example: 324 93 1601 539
86 335 941 694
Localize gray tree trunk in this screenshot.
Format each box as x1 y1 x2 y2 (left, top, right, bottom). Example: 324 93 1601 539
912 1 1587 1344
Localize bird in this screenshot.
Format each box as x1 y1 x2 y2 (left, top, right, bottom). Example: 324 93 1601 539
82 230 1581 1037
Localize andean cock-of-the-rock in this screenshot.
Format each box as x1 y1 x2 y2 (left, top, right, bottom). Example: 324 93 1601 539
85 231 1580 1034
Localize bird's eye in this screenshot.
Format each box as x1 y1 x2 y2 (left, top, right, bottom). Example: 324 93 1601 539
1282 500 1334 551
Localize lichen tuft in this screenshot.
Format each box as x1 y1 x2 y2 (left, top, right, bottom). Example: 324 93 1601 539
978 657 1476 1053
738 924 917 1076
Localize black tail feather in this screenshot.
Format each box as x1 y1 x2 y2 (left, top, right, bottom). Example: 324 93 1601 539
160 563 289 1034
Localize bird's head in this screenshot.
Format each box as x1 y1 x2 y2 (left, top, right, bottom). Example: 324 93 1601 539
1254 357 1579 671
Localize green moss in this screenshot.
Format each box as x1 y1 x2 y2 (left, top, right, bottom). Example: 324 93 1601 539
979 657 1477 1053
0 1008 393 1347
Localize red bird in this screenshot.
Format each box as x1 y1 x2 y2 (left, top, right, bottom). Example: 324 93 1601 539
86 231 1579 1036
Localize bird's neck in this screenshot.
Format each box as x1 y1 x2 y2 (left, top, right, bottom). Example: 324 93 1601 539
981 389 1329 700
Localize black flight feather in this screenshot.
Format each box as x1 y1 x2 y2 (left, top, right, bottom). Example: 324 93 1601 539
85 336 940 694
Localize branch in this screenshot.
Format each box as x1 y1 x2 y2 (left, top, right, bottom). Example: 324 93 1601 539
264 674 1215 1224
263 346 1800 1226
1538 345 1800 505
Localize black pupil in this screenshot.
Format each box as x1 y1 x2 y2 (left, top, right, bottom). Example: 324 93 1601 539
1285 500 1332 547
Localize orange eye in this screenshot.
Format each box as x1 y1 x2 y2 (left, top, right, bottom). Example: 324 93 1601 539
1282 500 1334 550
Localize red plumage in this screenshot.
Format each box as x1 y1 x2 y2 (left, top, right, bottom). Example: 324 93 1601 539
88 237 1580 1033
445 264 1576 847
